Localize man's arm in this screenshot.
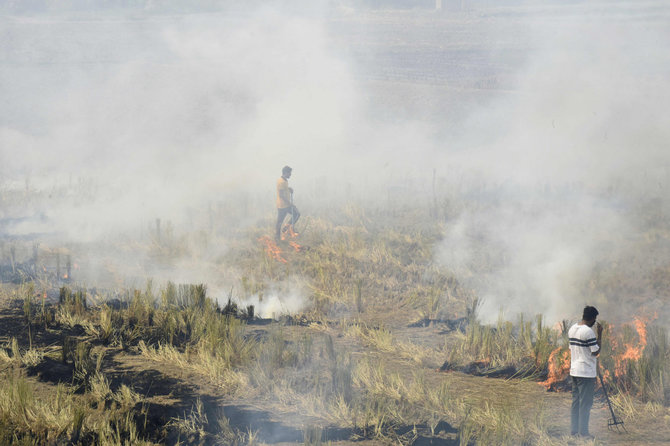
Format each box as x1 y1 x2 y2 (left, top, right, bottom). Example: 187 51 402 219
279 187 291 205
592 322 603 357
278 179 292 205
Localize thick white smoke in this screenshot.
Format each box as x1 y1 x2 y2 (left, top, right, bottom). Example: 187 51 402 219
437 3 670 323
1 1 669 323
0 7 360 241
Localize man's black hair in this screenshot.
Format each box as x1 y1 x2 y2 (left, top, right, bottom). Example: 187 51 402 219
282 165 292 176
582 306 599 321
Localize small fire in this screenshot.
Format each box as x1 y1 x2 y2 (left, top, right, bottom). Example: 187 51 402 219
537 315 655 393
601 368 611 385
601 314 655 393
288 241 301 252
614 316 649 378
281 224 299 241
286 225 301 251
539 347 570 391
258 236 288 263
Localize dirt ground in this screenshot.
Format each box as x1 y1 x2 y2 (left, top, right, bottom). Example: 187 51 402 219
1 293 667 445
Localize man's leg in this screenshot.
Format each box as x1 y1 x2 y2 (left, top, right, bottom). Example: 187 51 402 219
281 205 301 238
289 205 300 226
570 376 581 435
579 377 596 436
276 208 288 240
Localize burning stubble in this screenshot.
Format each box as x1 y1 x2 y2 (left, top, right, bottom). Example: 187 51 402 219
0 2 669 444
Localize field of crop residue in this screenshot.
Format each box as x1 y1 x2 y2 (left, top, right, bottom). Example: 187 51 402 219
0 196 668 445
2 1 670 445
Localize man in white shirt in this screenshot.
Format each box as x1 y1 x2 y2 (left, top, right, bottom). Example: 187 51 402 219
568 305 603 438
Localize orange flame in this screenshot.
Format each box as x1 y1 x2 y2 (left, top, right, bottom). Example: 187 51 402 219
539 315 655 392
601 368 611 386
258 236 288 263
281 224 299 241
614 316 648 378
539 347 570 391
288 241 301 252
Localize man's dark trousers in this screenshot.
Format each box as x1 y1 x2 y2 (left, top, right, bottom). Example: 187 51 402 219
571 376 596 435
276 205 300 240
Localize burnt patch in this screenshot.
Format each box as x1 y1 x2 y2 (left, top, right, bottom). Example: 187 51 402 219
543 376 571 393
220 404 304 443
409 317 468 333
247 315 320 327
440 359 538 379
0 303 63 348
27 356 73 384
411 437 459 446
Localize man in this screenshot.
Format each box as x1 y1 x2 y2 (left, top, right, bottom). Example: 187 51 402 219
568 305 603 438
276 165 300 241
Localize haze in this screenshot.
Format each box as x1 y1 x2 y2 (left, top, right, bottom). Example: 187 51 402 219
1 0 669 324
